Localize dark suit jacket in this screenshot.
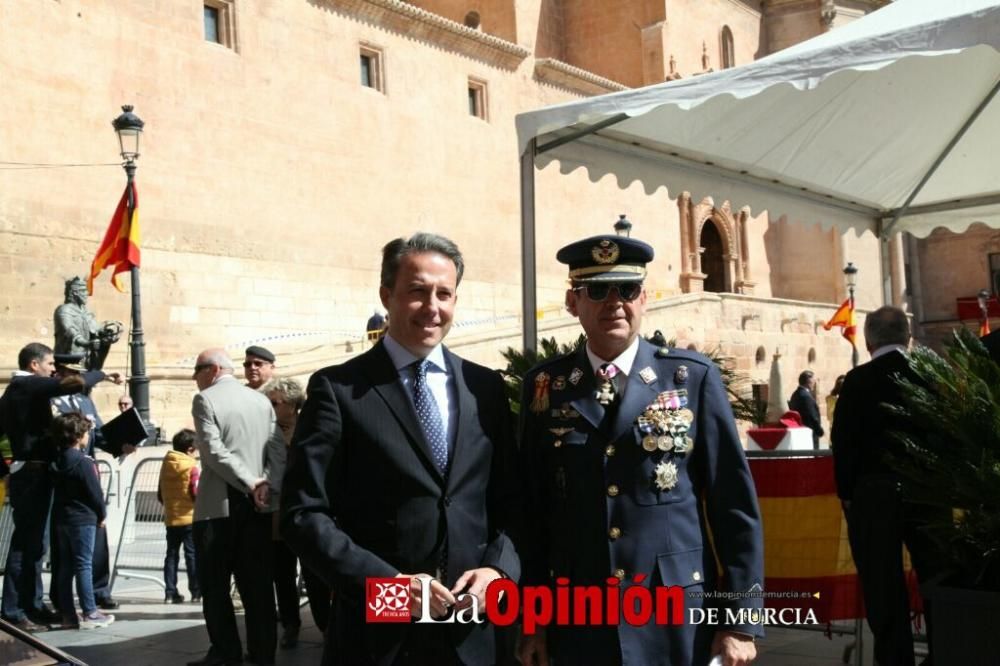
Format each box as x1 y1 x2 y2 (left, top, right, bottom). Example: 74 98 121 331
788 385 823 446
0 371 105 462
831 350 917 502
280 342 519 666
519 339 764 666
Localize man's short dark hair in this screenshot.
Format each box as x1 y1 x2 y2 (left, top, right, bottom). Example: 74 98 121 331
50 412 92 450
172 428 197 453
864 306 910 350
380 233 465 290
18 342 53 371
798 370 815 387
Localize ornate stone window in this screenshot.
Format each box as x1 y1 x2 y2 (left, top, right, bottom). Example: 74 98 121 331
677 194 755 295
204 0 238 51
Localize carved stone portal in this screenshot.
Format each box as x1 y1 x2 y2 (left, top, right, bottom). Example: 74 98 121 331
678 194 755 295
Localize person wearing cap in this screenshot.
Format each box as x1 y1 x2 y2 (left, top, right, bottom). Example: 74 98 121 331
243 346 276 391
518 233 764 666
0 343 119 632
281 232 519 666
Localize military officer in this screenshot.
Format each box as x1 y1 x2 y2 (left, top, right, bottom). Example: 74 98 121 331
518 232 764 666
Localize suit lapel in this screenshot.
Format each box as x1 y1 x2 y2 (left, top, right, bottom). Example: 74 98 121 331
609 339 659 441
365 344 445 485
444 348 474 487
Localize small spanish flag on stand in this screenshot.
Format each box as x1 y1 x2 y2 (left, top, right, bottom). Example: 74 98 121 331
88 182 140 294
823 298 856 347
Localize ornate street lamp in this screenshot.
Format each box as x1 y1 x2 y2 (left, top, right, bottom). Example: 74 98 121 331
844 262 859 367
112 105 150 423
614 214 632 237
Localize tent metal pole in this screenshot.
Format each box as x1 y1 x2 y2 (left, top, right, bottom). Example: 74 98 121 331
536 113 630 155
878 219 893 306
521 139 538 353
882 76 1000 236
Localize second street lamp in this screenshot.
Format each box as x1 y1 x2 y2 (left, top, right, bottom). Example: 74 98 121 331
112 105 150 424
844 262 859 368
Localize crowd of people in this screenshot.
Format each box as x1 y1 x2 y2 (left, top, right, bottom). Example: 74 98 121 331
0 228 955 666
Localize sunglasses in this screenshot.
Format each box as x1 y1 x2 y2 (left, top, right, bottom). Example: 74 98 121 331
243 360 271 369
192 363 214 378
573 282 643 302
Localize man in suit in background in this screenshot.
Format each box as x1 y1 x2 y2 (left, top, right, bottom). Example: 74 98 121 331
518 233 763 666
187 349 287 666
832 306 945 666
788 370 823 448
281 232 519 666
1 342 118 632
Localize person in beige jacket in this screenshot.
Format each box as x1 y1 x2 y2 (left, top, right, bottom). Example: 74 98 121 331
188 348 286 666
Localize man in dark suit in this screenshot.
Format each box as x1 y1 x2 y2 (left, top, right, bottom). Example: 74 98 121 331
518 234 763 666
281 233 519 666
0 342 117 632
832 306 946 666
788 370 823 448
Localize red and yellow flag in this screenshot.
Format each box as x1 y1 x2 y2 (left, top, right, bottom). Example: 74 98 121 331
980 318 991 337
88 182 140 294
823 298 856 346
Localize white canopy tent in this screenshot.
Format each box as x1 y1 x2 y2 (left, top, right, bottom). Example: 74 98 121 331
515 0 1000 349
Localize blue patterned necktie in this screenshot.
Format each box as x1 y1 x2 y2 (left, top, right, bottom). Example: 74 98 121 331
411 359 449 473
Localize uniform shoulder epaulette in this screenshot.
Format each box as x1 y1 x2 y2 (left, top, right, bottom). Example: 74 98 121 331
526 350 575 376
655 346 714 368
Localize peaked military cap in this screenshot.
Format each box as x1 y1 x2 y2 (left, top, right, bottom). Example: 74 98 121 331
556 234 655 283
245 345 275 363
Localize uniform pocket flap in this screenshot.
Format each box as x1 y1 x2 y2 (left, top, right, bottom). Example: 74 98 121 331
656 548 705 588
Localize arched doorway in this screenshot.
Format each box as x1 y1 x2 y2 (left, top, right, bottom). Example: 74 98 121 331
700 222 726 293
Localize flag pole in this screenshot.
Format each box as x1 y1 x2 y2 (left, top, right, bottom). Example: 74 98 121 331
112 105 150 426
844 262 859 368
125 164 149 422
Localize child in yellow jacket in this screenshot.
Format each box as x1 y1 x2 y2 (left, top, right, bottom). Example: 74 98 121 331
157 429 201 604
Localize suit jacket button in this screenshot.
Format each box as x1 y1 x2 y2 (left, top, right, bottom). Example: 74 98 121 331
693 571 702 582
607 484 619 497
609 527 621 540
605 445 616 457
613 568 626 580
443 496 451 507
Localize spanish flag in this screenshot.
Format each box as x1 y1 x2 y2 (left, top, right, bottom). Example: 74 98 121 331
823 298 856 346
980 318 991 337
88 182 140 294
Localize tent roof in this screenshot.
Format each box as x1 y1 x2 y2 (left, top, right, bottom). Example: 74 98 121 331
516 0 1000 238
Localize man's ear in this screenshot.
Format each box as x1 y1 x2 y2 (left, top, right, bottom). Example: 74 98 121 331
565 288 579 317
379 285 390 310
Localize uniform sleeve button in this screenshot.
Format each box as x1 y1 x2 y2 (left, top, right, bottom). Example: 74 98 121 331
609 527 622 540
613 569 626 580
605 445 616 457
607 485 619 497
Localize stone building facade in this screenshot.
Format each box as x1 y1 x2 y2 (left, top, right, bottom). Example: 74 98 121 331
2 0 937 440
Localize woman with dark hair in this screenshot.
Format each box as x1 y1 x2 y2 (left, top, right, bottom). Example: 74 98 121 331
827 374 846 423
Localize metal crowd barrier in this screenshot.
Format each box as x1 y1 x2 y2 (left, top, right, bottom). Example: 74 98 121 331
0 458 113 575
110 456 181 590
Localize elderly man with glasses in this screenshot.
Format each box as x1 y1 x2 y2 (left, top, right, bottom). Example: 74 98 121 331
242 346 276 390
187 349 287 666
517 231 764 666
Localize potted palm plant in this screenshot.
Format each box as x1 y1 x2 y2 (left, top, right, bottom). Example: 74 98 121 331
888 327 1000 662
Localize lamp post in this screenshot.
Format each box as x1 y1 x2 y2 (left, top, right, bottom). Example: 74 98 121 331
844 262 859 368
978 288 990 336
614 214 632 237
112 105 149 423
